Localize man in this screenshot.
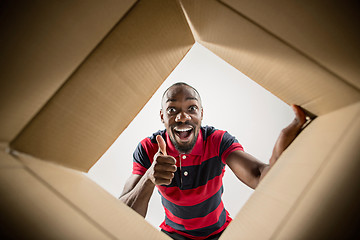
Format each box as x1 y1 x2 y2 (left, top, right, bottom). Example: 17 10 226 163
120 82 307 240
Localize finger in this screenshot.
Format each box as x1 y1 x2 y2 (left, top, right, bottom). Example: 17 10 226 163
154 162 177 172
156 135 167 155
291 104 306 126
154 177 173 186
154 171 174 181
156 155 177 166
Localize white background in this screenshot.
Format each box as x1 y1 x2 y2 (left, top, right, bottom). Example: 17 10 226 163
87 43 294 229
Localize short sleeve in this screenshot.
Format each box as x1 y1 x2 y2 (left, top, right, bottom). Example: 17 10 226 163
219 131 244 164
132 141 151 176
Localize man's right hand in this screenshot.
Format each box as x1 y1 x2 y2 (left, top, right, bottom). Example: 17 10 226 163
147 135 177 185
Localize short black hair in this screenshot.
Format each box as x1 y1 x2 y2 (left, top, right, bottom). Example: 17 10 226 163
161 82 202 108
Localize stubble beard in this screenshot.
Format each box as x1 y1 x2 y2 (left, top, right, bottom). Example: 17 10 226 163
170 129 199 154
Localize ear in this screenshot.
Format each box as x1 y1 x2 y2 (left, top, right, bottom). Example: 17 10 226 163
201 108 204 120
160 109 164 123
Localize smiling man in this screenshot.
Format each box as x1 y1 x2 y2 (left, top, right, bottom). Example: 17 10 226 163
161 83 203 155
120 82 307 240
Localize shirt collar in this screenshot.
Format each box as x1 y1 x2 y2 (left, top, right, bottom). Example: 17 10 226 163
165 128 203 156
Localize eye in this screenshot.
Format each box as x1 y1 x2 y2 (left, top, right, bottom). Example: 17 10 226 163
166 107 177 114
188 105 198 112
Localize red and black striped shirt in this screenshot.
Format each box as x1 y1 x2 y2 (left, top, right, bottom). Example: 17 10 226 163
132 126 244 239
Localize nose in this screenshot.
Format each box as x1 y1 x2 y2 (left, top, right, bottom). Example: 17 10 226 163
175 111 191 123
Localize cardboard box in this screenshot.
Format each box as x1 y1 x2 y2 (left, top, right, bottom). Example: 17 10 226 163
0 0 359 239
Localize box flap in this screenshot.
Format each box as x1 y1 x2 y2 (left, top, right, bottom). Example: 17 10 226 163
180 0 360 116
0 149 23 168
14 152 170 239
221 0 360 90
0 167 113 239
221 102 360 239
275 104 360 240
0 0 136 142
10 0 195 171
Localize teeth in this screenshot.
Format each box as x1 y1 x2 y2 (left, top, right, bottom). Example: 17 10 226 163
174 127 192 132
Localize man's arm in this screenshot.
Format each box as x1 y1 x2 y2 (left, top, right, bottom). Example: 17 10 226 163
227 105 307 189
119 173 155 217
119 135 177 217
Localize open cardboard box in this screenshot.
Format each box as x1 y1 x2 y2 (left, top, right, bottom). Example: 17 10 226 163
1 0 359 239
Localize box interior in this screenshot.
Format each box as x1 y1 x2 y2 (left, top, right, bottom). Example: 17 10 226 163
1 0 359 239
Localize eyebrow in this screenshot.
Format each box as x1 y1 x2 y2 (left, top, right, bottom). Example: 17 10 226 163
166 97 198 103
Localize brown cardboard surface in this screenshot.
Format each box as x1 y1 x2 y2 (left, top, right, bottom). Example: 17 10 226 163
0 168 112 239
0 149 23 168
0 0 136 142
221 102 360 239
180 0 360 116
16 152 170 239
275 104 360 239
221 0 360 90
2 0 360 238
10 0 194 171
0 142 8 151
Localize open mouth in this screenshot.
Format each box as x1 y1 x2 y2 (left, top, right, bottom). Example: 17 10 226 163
173 126 194 142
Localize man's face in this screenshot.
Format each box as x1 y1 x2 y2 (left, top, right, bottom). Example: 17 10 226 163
160 85 203 154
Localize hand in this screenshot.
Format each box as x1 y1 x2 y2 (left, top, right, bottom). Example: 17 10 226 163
147 135 177 185
270 105 309 164
291 104 307 129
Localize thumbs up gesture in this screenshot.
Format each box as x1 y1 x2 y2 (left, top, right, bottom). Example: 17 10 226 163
147 135 177 185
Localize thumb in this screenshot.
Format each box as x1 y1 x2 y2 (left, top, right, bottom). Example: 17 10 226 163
156 135 167 155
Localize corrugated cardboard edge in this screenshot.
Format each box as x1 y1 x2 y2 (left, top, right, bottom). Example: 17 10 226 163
221 0 360 90
180 0 360 116
10 0 195 172
0 0 137 142
0 149 170 239
221 101 360 239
